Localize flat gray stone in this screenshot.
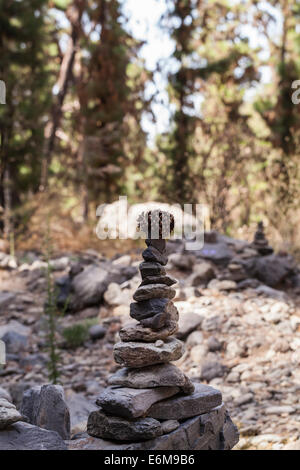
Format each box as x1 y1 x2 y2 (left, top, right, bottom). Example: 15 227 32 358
119 321 178 342
221 411 240 450
70 403 238 450
200 361 228 382
0 320 31 338
169 253 195 271
133 284 176 302
176 311 203 339
0 398 22 429
265 405 295 415
0 387 11 401
140 303 178 330
1 331 28 354
208 279 237 291
142 247 168 265
87 410 162 442
0 422 67 450
20 385 41 424
161 420 180 434
130 299 178 330
114 337 184 368
21 384 70 440
145 238 166 253
188 262 215 286
140 275 177 287
147 383 222 420
130 298 169 321
96 386 179 419
108 364 191 391
89 324 107 340
139 262 166 279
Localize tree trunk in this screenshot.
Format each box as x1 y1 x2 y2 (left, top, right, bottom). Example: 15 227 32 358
40 1 85 191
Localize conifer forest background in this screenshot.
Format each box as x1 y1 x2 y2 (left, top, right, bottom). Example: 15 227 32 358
0 0 300 251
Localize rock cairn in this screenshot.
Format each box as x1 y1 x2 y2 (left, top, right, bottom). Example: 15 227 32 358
87 211 238 449
251 221 273 256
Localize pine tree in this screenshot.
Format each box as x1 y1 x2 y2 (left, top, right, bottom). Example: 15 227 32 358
159 0 197 204
0 0 55 237
160 0 262 230
75 0 150 215
254 0 300 237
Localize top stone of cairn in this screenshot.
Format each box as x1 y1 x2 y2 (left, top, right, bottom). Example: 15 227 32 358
138 209 174 245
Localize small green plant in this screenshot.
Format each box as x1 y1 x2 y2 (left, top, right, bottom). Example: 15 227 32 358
44 217 61 384
62 323 88 349
62 318 98 349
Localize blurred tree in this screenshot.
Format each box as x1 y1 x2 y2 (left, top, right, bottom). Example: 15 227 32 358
254 0 300 239
0 0 55 237
74 0 150 219
40 0 86 191
159 0 197 204
159 0 262 230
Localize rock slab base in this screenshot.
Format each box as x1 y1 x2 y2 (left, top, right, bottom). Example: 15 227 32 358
69 404 239 450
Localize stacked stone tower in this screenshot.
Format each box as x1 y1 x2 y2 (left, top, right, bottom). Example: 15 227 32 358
87 211 239 449
251 221 273 256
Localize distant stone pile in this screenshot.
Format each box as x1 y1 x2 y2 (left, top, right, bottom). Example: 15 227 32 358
251 221 274 256
86 211 238 449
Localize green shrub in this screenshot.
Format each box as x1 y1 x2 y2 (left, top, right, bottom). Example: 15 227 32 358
62 322 91 349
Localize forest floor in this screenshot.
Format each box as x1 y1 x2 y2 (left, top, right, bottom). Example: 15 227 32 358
0 234 300 451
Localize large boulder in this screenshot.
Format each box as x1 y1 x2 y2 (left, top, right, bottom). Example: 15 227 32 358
69 265 109 311
21 384 70 440
187 262 215 286
0 320 31 338
1 331 28 354
200 361 228 382
168 253 195 271
103 282 131 307
242 254 294 287
57 262 137 312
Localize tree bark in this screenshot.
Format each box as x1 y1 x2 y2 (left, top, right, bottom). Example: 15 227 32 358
40 1 85 191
